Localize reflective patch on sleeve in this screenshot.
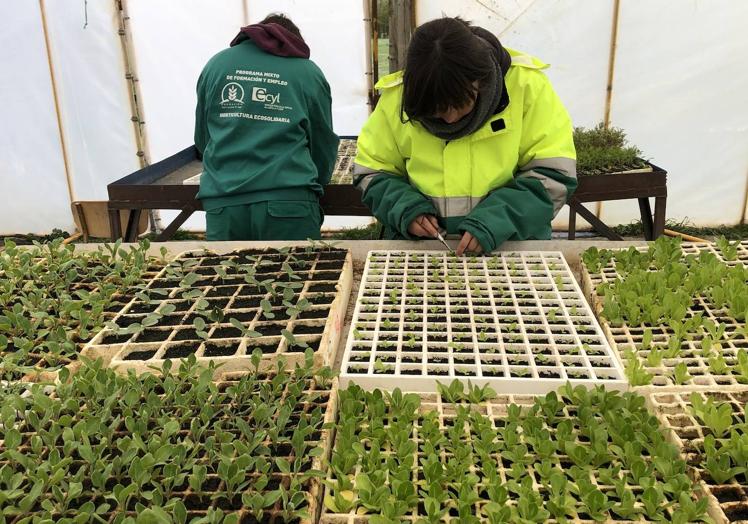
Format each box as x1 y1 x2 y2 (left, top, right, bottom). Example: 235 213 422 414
521 157 577 179
516 170 569 217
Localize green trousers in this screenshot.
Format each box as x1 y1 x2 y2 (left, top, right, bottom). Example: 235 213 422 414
205 200 323 241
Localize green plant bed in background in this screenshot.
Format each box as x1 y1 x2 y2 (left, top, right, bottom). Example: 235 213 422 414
0 355 336 523
574 124 649 176
612 219 748 241
322 381 709 523
0 239 162 382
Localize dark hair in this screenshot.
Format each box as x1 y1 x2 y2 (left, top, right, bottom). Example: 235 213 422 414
402 17 493 121
261 13 304 41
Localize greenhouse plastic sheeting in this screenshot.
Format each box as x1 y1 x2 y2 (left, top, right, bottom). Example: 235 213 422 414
605 0 748 225
417 0 748 227
43 1 141 201
0 1 73 234
4 0 747 235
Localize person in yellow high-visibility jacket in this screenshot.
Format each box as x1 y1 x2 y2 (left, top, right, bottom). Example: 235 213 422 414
354 17 577 255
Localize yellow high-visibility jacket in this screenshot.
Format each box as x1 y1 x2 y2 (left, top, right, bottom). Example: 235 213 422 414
353 48 577 251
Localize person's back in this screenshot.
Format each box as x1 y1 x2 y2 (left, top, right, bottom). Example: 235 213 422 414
195 14 338 241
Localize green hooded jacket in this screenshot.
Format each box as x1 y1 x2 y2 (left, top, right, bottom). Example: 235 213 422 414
195 35 338 211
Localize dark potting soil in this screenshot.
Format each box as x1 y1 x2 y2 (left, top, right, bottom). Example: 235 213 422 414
307 283 337 293
149 279 178 289
256 264 282 273
231 296 263 309
128 302 160 314
539 370 561 379
227 311 255 322
349 354 369 362
169 300 192 312
102 332 133 344
292 324 324 335
250 343 280 354
348 366 367 374
182 313 204 325
482 368 503 377
212 327 243 339
123 350 157 361
104 302 127 313
206 298 230 309
318 249 347 260
289 338 320 352
137 329 172 343
215 495 245 510
297 308 329 320
315 260 344 271
183 494 212 510
428 368 449 376
308 293 335 304
155 315 183 327
712 486 744 503
163 343 199 359
207 286 239 297
173 329 198 341
725 506 748 521
115 315 144 328
401 369 422 375
313 271 340 281
254 324 284 337
269 309 291 321
203 342 239 357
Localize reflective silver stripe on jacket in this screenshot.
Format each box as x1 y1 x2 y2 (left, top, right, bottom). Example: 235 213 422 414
517 157 577 217
521 157 577 179
352 164 381 193
428 195 483 218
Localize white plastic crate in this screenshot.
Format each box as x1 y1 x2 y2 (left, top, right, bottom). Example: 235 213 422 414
340 251 627 393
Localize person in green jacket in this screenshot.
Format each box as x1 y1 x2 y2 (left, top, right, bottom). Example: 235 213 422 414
354 17 577 256
195 13 338 241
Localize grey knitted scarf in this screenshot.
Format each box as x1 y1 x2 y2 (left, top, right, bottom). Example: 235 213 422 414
419 27 511 141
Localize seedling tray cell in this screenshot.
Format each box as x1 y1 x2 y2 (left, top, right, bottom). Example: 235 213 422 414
0 359 338 524
341 250 626 393
83 247 352 377
580 240 748 391
321 383 708 523
647 390 748 524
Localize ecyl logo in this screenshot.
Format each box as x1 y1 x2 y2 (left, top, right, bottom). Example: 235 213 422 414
252 87 280 105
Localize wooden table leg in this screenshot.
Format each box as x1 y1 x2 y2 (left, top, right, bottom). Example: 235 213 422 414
109 208 123 241
125 209 143 242
156 208 195 241
653 196 667 239
569 201 624 241
568 204 577 240
638 197 654 241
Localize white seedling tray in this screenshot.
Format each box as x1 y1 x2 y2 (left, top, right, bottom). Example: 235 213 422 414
340 251 627 393
581 241 748 391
